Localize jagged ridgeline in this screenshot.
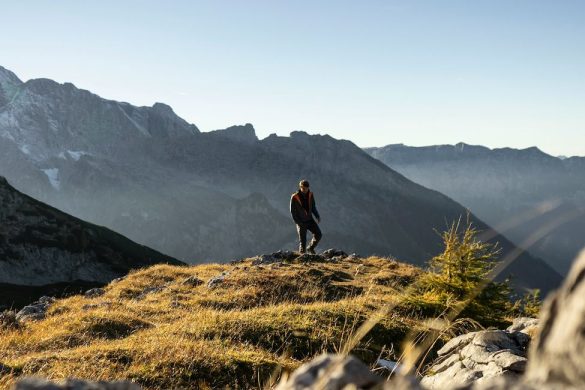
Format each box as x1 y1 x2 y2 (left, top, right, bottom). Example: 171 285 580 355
0 176 183 309
365 144 585 275
0 66 562 294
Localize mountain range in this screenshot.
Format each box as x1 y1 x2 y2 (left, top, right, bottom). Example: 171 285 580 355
0 65 562 293
365 143 585 274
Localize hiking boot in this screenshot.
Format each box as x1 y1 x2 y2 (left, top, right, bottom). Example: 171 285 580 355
307 246 316 255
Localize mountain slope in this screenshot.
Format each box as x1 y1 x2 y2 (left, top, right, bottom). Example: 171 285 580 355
0 176 182 309
0 66 562 293
365 143 585 274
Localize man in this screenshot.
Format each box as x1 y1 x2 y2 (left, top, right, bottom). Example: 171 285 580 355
290 179 322 254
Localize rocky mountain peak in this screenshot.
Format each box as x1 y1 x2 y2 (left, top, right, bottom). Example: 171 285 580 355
208 123 258 144
152 102 175 115
0 66 23 106
0 65 22 88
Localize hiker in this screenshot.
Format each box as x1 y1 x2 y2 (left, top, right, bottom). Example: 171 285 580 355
290 180 322 254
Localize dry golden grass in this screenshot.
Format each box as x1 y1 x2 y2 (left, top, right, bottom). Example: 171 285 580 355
0 255 429 389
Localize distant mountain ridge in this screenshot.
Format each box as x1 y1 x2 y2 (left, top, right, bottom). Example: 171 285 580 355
0 65 562 294
365 143 585 274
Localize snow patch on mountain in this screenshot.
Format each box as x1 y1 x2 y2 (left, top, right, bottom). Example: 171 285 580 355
67 150 89 161
41 168 60 190
19 144 31 155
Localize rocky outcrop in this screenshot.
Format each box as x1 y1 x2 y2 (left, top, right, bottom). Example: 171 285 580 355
15 296 55 323
275 354 383 390
420 329 531 389
521 249 585 388
248 249 352 267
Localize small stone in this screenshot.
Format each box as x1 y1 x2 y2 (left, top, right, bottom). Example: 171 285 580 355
322 248 349 259
84 288 105 298
182 276 203 287
110 277 126 284
207 271 229 288
135 286 165 300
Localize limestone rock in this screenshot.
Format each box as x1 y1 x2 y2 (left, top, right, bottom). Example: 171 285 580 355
15 296 55 322
421 329 530 389
523 249 585 387
275 354 382 390
506 318 538 336
251 250 297 266
207 271 230 288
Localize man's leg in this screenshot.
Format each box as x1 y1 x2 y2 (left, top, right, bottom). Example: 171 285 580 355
306 220 322 254
296 223 307 253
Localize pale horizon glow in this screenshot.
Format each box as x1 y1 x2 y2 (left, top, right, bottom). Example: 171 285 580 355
1 1 583 157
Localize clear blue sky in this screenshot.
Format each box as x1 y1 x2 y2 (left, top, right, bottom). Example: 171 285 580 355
1 1 584 156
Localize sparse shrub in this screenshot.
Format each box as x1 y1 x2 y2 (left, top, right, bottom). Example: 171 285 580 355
408 217 513 327
513 289 541 318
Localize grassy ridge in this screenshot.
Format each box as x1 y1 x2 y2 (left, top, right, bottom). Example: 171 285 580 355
0 255 426 388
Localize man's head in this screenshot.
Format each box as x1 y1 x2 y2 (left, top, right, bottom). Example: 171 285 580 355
299 180 310 193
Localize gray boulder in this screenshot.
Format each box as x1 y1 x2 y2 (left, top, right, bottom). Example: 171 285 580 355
275 354 382 390
458 250 585 390
506 318 538 335
207 271 230 288
251 250 300 266
523 249 585 387
420 329 531 389
15 296 55 322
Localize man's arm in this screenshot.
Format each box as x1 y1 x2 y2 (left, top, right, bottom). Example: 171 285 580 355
312 194 321 222
290 196 301 224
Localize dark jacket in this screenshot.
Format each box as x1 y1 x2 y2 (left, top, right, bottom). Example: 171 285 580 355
290 190 320 224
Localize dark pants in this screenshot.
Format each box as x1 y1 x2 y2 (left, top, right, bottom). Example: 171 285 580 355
296 220 322 252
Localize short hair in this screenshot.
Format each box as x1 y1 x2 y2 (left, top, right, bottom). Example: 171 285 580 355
299 180 310 188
